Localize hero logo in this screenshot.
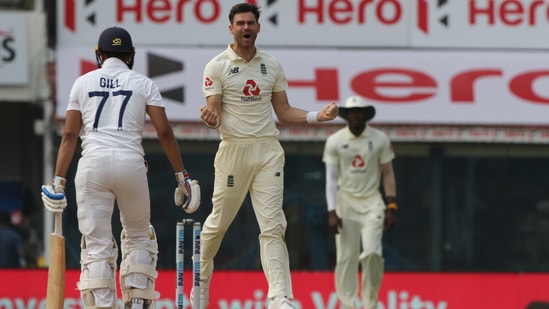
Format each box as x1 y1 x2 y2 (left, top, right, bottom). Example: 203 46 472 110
288 68 549 104
294 0 441 34
243 80 260 96
63 0 549 34
62 0 431 31
63 0 240 31
417 0 549 34
416 0 450 34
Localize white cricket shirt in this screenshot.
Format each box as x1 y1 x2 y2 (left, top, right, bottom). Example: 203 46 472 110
67 58 164 156
323 125 395 198
202 44 288 140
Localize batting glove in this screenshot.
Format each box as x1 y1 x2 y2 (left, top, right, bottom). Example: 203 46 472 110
174 170 201 213
41 176 67 213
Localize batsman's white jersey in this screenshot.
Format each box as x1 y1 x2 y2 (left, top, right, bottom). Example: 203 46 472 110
67 57 163 308
203 44 287 140
68 58 164 156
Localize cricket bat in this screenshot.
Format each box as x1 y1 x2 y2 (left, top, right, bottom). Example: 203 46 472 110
46 212 65 309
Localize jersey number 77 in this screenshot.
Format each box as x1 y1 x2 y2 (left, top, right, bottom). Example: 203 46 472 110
88 90 133 131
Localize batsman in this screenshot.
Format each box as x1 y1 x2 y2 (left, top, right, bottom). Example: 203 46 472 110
41 26 200 309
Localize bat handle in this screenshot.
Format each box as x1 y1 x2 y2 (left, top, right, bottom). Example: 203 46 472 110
53 212 63 236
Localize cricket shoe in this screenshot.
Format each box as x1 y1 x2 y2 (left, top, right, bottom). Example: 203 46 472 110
268 296 295 309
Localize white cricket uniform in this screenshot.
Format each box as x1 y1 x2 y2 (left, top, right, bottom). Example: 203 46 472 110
67 57 162 307
322 125 395 309
201 45 293 299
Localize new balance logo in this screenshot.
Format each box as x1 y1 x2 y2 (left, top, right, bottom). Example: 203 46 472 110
229 67 240 75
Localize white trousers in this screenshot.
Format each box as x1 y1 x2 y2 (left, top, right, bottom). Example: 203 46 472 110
335 191 385 309
75 150 153 307
200 138 294 299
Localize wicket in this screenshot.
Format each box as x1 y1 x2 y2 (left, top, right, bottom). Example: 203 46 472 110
176 219 201 309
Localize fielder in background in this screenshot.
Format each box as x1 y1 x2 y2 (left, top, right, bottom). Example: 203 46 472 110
322 96 397 309
198 3 338 309
40 26 200 309
0 211 24 268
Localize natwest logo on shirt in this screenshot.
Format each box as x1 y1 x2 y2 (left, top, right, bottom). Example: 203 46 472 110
204 77 213 88
242 79 260 96
352 155 366 168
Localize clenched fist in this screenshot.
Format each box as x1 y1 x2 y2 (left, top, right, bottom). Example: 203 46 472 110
200 106 220 129
318 102 339 121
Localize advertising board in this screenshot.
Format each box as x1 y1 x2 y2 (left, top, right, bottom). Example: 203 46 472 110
1 269 549 308
56 46 549 126
0 12 29 85
57 0 549 49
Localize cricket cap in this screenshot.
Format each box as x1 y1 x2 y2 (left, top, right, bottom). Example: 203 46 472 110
96 26 134 53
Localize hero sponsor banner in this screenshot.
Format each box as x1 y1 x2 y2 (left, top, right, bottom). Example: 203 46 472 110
57 0 410 47
1 269 549 308
0 12 29 85
56 46 549 126
413 0 549 48
57 0 549 49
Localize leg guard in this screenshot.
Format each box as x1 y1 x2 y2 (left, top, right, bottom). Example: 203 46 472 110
360 253 384 309
120 225 160 309
77 236 118 309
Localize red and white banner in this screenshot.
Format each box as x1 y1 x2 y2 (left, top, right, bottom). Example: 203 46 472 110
56 0 411 47
56 46 549 126
1 269 549 308
412 0 549 49
57 0 549 49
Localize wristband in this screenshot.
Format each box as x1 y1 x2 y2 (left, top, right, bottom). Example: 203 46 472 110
53 176 66 187
386 196 397 210
306 111 319 123
175 170 190 183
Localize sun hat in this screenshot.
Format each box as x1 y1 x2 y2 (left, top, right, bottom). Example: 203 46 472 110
338 96 376 121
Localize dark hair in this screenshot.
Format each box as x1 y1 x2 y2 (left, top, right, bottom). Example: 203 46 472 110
229 3 260 24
